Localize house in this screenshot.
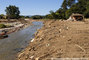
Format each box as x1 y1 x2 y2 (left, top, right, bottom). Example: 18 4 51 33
68 13 84 21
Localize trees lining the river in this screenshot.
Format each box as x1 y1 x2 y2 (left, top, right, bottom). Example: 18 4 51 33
1 0 89 19
46 0 89 19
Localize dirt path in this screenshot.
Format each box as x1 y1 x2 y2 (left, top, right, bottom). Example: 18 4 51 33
18 20 89 60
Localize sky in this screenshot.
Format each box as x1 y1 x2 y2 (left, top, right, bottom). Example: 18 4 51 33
0 0 63 15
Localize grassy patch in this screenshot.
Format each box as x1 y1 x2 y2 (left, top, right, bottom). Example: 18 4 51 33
0 24 6 28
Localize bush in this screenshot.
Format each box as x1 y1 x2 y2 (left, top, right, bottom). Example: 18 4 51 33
30 15 43 19
84 11 89 18
0 24 6 28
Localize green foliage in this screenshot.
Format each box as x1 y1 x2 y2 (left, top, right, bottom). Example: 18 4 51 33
56 8 66 19
46 9 67 19
61 0 68 10
0 14 6 19
0 0 89 20
65 3 86 18
49 11 57 19
65 9 72 19
45 0 77 19
20 16 30 18
84 1 89 18
20 16 25 18
0 24 6 28
30 15 44 19
67 0 75 7
5 5 20 19
25 16 30 18
84 11 89 18
46 0 89 19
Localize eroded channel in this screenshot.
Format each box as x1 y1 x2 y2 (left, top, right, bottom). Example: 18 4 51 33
0 21 43 60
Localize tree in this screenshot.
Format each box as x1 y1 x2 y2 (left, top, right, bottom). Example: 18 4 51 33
67 0 76 7
84 1 89 18
49 11 57 19
46 0 89 19
62 0 76 9
5 5 20 19
61 0 68 11
56 8 66 19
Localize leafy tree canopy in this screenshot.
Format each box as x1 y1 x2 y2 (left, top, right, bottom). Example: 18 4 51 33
46 0 89 19
5 5 20 19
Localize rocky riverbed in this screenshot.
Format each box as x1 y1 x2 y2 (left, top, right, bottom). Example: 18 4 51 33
18 20 89 60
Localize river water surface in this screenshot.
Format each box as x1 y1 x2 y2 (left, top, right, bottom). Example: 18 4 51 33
0 21 43 60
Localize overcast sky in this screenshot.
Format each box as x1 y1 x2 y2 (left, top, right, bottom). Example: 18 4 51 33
0 0 63 15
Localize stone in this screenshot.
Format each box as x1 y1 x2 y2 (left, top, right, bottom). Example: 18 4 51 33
35 57 39 60
46 44 50 47
63 36 65 38
18 52 24 58
66 27 69 30
30 56 34 59
31 39 34 42
59 29 62 32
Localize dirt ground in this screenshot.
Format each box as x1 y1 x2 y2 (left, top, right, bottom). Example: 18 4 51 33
18 20 89 60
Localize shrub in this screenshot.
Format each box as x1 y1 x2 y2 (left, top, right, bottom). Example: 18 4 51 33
0 24 6 28
30 15 43 19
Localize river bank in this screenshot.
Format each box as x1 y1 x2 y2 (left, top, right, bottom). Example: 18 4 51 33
0 21 43 60
0 19 34 39
18 20 89 60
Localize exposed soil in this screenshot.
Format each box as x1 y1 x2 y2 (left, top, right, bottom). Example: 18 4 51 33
18 20 89 60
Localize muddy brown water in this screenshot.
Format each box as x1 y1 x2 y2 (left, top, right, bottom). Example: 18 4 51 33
0 21 43 60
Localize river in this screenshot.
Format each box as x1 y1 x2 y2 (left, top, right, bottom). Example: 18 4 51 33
0 21 43 60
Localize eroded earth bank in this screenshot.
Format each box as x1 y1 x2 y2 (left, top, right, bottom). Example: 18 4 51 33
18 20 89 60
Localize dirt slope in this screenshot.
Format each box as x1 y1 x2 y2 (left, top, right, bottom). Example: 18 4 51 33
18 20 89 60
